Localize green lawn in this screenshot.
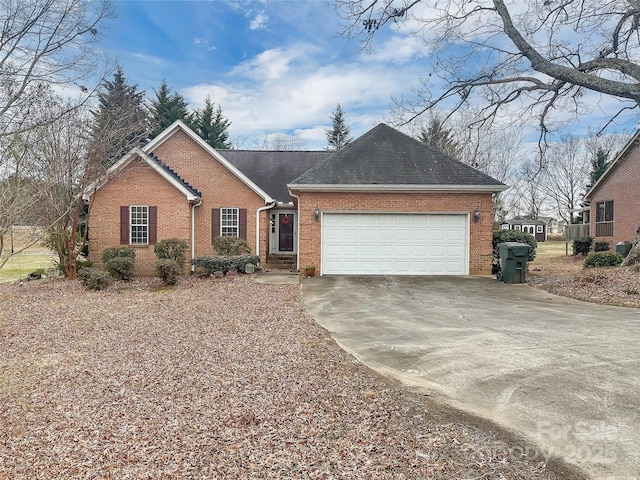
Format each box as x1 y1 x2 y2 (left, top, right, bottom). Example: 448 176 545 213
536 240 569 258
0 253 58 283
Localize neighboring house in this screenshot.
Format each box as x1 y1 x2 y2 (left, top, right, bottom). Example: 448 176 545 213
84 121 507 276
500 219 547 242
538 216 559 235
583 130 640 248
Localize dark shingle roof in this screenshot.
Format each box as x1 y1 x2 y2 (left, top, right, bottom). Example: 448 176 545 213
502 219 547 226
148 152 202 198
220 150 331 202
290 123 505 188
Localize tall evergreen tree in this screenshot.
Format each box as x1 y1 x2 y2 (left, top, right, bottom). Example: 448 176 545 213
192 96 231 149
91 67 148 168
419 117 462 159
586 148 611 189
325 104 352 151
149 80 192 138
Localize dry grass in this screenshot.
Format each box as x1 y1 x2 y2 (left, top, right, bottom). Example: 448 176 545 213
528 241 640 308
0 275 578 479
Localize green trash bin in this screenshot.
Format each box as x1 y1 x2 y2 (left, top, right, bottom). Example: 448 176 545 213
498 242 531 284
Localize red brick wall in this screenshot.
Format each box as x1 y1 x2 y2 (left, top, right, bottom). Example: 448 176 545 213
151 130 266 262
589 144 640 248
88 130 270 276
88 159 192 276
298 191 494 275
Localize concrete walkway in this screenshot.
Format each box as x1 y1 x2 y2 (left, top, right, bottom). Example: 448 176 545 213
300 276 640 480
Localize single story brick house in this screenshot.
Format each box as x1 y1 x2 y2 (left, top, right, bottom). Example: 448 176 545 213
500 219 547 242
84 121 507 276
583 130 640 248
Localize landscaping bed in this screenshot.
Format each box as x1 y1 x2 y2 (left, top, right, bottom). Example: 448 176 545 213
528 242 640 308
0 275 577 479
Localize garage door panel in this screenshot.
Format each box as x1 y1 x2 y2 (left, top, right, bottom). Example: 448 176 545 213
395 244 412 256
411 229 428 241
447 232 466 242
322 213 468 275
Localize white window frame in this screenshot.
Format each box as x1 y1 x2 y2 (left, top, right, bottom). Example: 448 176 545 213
130 205 148 245
536 225 543 233
514 224 522 231
220 207 239 237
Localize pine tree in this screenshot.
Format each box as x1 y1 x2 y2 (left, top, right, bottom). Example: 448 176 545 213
419 117 462 159
91 67 149 168
192 96 231 149
149 80 192 138
586 148 610 189
325 104 352 151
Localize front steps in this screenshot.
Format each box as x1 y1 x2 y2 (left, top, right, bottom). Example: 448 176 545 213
264 254 297 272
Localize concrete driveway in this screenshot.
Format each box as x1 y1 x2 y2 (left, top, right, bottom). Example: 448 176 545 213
301 276 640 480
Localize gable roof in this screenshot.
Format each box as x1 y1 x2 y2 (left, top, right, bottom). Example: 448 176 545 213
220 150 331 202
288 123 507 193
82 148 201 202
584 129 640 200
502 219 547 226
143 120 274 203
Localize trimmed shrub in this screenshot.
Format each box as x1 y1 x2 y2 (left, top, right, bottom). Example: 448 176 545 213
492 230 537 273
573 236 593 256
154 238 188 269
192 254 259 276
78 267 112 290
584 252 623 269
212 236 251 256
155 259 181 285
104 256 135 280
102 247 136 263
594 240 610 252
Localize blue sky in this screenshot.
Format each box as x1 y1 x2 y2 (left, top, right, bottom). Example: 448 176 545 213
97 0 426 149
96 1 638 150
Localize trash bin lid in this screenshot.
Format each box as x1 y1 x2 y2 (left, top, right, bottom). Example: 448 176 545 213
498 242 531 256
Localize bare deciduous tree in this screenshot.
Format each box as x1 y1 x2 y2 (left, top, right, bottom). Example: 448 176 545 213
0 0 114 139
540 136 590 225
253 133 304 150
336 0 640 139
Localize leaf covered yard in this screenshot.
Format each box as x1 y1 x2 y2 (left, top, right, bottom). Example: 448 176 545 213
0 276 573 479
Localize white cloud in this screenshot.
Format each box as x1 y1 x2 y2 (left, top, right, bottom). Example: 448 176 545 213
249 11 268 30
182 44 419 149
230 47 303 81
362 34 430 64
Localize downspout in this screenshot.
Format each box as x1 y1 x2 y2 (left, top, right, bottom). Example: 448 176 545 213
289 191 301 272
256 201 276 262
191 198 202 272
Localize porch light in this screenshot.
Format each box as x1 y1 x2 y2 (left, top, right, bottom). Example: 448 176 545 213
314 206 320 221
473 207 480 223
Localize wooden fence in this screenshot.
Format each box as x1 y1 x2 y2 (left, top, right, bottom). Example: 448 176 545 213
564 223 590 242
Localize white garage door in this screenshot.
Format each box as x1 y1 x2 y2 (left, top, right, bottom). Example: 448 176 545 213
322 213 468 275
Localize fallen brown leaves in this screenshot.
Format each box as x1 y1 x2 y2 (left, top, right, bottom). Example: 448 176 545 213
528 254 640 308
1 276 572 479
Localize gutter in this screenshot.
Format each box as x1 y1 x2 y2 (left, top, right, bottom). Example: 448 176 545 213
289 191 301 272
286 183 509 193
191 198 203 271
256 201 276 261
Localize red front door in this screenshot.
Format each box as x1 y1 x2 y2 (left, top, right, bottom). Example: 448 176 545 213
278 213 294 252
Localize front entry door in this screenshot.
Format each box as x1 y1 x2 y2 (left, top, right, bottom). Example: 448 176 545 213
278 213 294 252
